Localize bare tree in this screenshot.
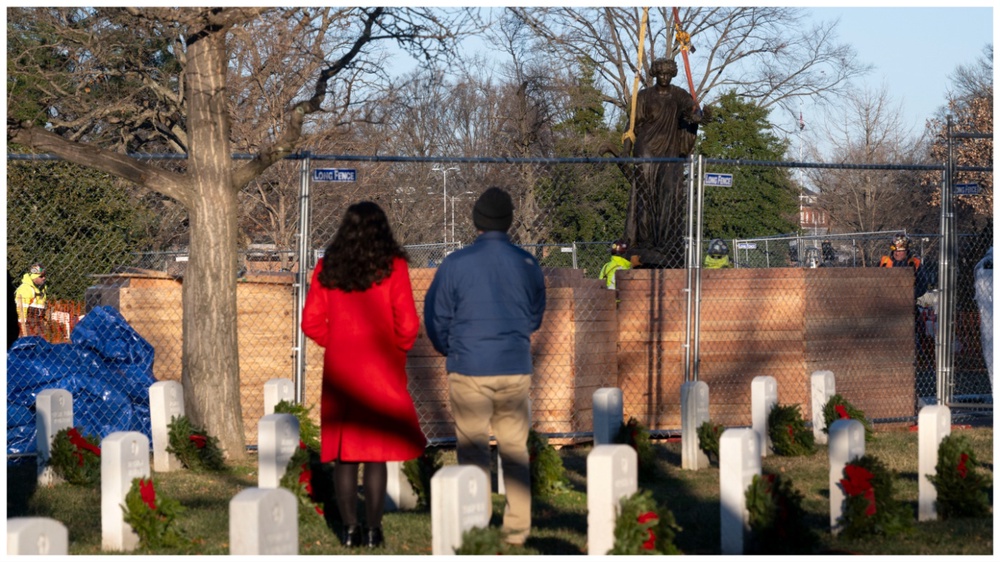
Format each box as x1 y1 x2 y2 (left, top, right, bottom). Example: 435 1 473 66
7 7 468 458
808 84 935 264
507 7 869 133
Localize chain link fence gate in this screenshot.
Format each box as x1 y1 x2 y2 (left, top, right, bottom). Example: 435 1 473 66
7 150 991 459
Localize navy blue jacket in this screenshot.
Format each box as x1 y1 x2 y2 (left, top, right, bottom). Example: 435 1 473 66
424 231 546 376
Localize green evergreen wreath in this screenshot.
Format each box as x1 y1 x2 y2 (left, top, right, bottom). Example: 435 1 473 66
273 400 321 453
837 454 913 538
927 433 991 519
48 427 102 487
822 394 873 440
279 441 326 521
745 472 818 554
528 429 570 496
767 404 816 457
696 421 724 465
402 447 443 511
454 525 509 554
615 417 657 480
165 415 226 472
121 477 187 549
608 489 682 555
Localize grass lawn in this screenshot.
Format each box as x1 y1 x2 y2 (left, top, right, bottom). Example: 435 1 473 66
6 426 993 555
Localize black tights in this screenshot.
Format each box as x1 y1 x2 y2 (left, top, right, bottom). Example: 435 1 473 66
333 461 386 529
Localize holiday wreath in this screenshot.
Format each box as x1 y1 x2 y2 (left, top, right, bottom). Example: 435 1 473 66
121 477 187 549
403 446 444 510
822 394 873 440
927 433 991 519
48 427 102 487
165 415 226 472
608 489 682 555
744 472 818 554
696 421 725 465
454 525 509 554
528 428 570 496
767 403 816 457
616 417 657 480
837 454 912 538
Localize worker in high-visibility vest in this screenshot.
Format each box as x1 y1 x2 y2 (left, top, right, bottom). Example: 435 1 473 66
599 240 633 290
704 239 733 269
15 263 48 337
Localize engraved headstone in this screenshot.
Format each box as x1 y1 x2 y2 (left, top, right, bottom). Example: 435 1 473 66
263 378 295 416
587 444 638 555
828 419 865 534
149 380 185 472
592 388 624 446
751 376 777 456
719 428 761 555
681 381 710 470
101 432 150 551
918 404 951 521
229 487 298 555
35 388 73 485
431 465 491 555
7 517 69 555
810 370 836 445
258 414 300 489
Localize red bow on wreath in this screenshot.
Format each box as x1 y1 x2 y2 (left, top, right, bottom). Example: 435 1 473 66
297 440 323 515
637 511 658 550
139 478 157 510
189 434 207 449
957 453 969 479
835 405 850 419
67 428 101 466
840 464 876 516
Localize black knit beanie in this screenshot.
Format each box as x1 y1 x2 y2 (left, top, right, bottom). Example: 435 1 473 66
472 187 514 232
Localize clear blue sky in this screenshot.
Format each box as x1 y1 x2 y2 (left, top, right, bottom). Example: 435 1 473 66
801 6 994 138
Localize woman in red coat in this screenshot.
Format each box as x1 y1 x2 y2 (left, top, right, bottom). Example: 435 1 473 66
301 201 426 549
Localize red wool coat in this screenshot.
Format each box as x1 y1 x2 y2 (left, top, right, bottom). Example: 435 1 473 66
301 257 427 463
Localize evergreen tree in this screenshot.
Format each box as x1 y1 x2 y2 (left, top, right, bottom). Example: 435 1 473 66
696 91 799 240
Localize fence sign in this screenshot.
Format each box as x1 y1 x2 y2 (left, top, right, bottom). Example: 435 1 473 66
954 182 980 195
312 168 357 182
736 242 757 250
705 173 733 187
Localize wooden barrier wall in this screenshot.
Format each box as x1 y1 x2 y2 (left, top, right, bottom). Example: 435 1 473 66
87 265 916 445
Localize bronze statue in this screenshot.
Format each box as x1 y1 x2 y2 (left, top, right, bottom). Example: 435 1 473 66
623 58 701 268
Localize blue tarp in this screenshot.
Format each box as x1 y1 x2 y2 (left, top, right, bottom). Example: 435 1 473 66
6 305 156 460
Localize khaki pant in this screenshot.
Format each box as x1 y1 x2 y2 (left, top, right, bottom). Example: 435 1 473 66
447 373 531 544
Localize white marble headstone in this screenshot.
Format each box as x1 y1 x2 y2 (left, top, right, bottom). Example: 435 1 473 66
592 387 624 446
751 376 777 457
149 380 185 472
587 444 638 555
263 378 295 416
431 465 491 555
719 428 761 555
229 487 298 555
810 371 836 445
101 432 150 552
386 460 419 511
681 380 710 470
258 414 300 489
828 419 865 534
35 388 73 485
918 404 951 521
7 517 69 555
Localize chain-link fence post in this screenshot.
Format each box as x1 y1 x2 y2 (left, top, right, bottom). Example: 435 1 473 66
293 152 312 404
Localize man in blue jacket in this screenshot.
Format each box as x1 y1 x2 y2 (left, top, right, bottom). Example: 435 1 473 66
424 186 546 547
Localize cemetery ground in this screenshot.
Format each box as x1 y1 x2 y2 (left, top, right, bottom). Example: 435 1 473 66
7 426 992 555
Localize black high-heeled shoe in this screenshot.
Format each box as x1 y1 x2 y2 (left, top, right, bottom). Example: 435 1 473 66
340 525 363 548
366 526 384 548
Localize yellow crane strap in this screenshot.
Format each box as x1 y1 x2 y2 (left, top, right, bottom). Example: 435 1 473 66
622 7 649 148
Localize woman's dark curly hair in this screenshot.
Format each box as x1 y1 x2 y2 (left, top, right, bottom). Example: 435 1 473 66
317 201 408 292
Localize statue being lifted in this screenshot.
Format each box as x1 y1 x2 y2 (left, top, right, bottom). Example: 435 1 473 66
622 57 702 268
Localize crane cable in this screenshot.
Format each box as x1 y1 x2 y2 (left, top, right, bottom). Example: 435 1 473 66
621 7 649 149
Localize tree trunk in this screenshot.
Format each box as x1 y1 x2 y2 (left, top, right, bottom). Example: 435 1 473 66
180 28 247 460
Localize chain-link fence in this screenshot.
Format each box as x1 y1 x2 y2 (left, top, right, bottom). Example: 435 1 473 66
7 152 992 458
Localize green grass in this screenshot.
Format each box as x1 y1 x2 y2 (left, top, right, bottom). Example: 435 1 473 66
6 427 993 555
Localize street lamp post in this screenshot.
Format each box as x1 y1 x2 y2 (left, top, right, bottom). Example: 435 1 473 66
451 191 475 245
432 166 459 245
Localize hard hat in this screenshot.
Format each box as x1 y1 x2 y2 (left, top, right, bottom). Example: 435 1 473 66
29 263 45 275
611 239 629 255
890 235 910 252
708 239 728 256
